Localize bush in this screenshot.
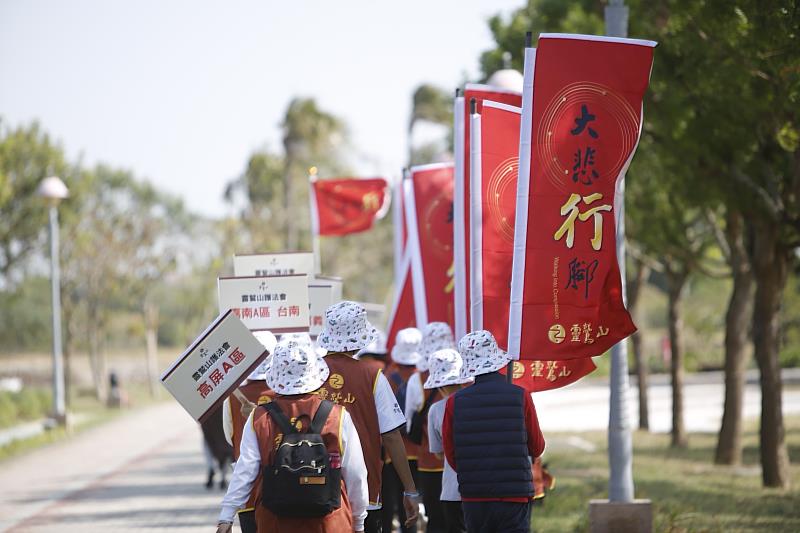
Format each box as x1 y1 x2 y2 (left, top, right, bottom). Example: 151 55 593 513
15 388 51 420
0 392 18 428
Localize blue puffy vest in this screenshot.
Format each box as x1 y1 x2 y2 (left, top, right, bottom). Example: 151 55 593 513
452 372 533 498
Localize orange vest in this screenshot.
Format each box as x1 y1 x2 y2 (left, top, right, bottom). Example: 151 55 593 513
385 363 419 460
414 372 444 473
253 394 353 533
320 353 384 506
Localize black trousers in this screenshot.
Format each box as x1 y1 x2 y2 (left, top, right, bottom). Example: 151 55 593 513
365 508 383 533
381 460 418 533
418 471 445 533
238 509 256 533
442 501 466 533
462 501 531 533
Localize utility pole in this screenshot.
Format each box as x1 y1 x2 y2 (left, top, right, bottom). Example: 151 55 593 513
605 0 635 503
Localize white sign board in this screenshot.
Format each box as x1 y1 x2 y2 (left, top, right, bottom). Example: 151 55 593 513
160 310 267 422
308 276 342 337
233 252 315 278
218 274 310 333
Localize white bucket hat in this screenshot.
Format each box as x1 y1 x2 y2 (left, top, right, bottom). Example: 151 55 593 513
459 330 512 379
247 331 278 381
418 322 456 372
424 348 472 389
357 329 388 358
280 332 313 346
266 339 330 395
317 301 378 352
391 328 423 366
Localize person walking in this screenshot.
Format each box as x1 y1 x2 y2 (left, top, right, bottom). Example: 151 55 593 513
425 348 472 533
442 331 545 533
216 339 369 532
317 301 420 533
406 322 455 533
382 328 423 533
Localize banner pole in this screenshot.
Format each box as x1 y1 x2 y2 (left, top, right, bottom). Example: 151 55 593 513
453 89 468 341
605 0 635 503
468 98 483 334
308 168 322 275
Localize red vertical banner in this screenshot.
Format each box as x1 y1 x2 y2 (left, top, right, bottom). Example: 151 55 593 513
474 100 597 390
508 34 656 361
472 100 523 350
385 250 416 354
405 163 455 330
454 85 522 340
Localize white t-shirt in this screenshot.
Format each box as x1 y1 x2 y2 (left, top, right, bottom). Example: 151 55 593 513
374 372 407 434
404 372 424 431
427 397 460 501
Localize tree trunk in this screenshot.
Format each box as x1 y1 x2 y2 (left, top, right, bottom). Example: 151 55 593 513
87 303 107 402
628 258 650 431
666 267 689 448
144 298 160 398
751 220 791 488
283 143 299 250
715 212 754 465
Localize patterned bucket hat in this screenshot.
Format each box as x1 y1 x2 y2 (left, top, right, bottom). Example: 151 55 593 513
459 330 512 379
357 329 388 358
418 322 456 372
280 332 313 347
391 327 423 366
247 331 278 381
424 348 473 389
317 301 378 352
266 339 330 395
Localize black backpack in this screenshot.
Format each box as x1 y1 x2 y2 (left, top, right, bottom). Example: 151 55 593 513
408 388 438 445
261 400 341 517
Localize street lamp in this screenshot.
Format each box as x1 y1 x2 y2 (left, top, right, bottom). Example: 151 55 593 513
37 176 69 425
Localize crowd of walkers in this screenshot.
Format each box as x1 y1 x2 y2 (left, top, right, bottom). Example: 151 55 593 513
213 301 545 533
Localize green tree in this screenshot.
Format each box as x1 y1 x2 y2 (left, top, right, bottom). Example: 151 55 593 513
60 165 188 400
632 0 798 487
282 98 348 250
479 0 603 79
408 84 453 163
481 0 799 487
0 120 69 280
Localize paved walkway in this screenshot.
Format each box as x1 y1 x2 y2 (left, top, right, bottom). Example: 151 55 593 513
0 402 233 532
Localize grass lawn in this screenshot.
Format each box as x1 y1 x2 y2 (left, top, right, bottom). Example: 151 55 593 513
534 417 800 532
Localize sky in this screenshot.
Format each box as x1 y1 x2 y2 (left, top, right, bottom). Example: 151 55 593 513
0 0 523 218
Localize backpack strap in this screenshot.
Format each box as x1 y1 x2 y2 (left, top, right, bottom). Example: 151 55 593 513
263 401 298 435
420 388 438 416
389 371 403 388
310 400 335 434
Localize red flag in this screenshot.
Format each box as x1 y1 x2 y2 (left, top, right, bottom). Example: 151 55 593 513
385 250 416 354
405 163 455 329
473 99 596 388
454 85 522 340
311 177 388 236
508 34 656 361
